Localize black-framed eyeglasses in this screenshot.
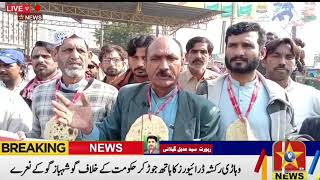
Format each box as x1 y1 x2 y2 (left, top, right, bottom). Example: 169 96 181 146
102 58 122 63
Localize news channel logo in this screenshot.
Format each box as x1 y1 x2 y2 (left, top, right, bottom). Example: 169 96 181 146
272 141 307 180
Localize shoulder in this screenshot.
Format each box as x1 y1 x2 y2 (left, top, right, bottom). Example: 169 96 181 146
91 79 118 93
294 81 320 94
0 87 15 100
181 90 215 108
206 74 226 87
260 77 288 99
118 83 147 97
204 69 220 80
178 69 191 82
33 80 56 95
0 87 27 105
264 78 285 91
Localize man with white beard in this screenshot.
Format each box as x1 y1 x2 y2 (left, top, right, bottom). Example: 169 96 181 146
24 33 118 139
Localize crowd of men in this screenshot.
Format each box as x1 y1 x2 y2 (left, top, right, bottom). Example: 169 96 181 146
0 21 319 142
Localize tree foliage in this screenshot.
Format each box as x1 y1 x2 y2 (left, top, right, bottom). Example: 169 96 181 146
94 22 153 49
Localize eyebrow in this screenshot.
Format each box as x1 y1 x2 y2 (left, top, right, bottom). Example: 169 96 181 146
150 53 179 59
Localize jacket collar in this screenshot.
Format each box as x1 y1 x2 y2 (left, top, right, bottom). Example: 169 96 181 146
207 70 292 107
131 83 194 140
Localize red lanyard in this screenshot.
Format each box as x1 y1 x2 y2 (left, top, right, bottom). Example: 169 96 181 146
55 80 87 104
227 75 262 121
146 84 180 117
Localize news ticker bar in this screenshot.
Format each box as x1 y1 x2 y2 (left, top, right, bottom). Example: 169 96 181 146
0 141 319 155
0 142 213 155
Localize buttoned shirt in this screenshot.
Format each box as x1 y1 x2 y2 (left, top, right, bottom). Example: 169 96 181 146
285 78 320 130
179 68 220 93
218 76 271 140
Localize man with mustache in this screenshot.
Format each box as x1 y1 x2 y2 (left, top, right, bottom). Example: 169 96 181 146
21 41 62 108
262 38 320 131
110 35 155 89
0 49 28 94
197 22 310 141
179 36 220 93
99 44 127 86
144 135 159 154
23 33 118 139
51 36 221 141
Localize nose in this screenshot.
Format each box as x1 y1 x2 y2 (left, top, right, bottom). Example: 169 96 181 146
195 51 202 59
278 56 287 65
70 49 80 60
136 57 145 67
37 56 45 63
233 46 245 57
159 58 170 70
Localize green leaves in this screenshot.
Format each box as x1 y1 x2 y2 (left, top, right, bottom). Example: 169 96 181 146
94 23 153 48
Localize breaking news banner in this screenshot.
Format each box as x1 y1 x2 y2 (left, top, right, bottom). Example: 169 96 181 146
1 141 320 180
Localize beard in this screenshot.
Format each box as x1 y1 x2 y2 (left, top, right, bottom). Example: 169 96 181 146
105 67 123 76
132 67 147 77
225 56 259 74
59 60 86 79
63 68 85 79
34 65 57 79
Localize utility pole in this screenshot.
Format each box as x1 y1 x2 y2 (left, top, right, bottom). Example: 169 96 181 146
100 21 104 48
291 25 297 39
220 20 226 54
231 2 237 25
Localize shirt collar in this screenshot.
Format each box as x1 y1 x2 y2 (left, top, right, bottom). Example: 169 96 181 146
285 77 295 91
185 68 195 82
0 79 27 91
59 75 87 91
228 74 258 87
186 68 216 82
150 86 178 101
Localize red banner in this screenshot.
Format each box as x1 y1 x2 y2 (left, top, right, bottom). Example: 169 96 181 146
69 142 144 155
160 144 213 154
6 4 31 13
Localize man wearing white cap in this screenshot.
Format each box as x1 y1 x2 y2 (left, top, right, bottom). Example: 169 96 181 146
22 33 118 140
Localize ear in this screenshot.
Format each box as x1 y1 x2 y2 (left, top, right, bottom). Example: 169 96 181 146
259 47 266 60
293 59 298 71
261 58 266 68
51 48 58 63
181 55 185 66
185 53 189 63
88 51 93 60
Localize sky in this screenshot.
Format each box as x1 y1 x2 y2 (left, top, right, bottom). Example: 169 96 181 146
173 2 320 66
2 2 318 66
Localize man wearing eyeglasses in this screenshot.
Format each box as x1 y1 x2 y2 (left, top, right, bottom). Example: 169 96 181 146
99 44 127 86
109 35 156 89
86 52 100 79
